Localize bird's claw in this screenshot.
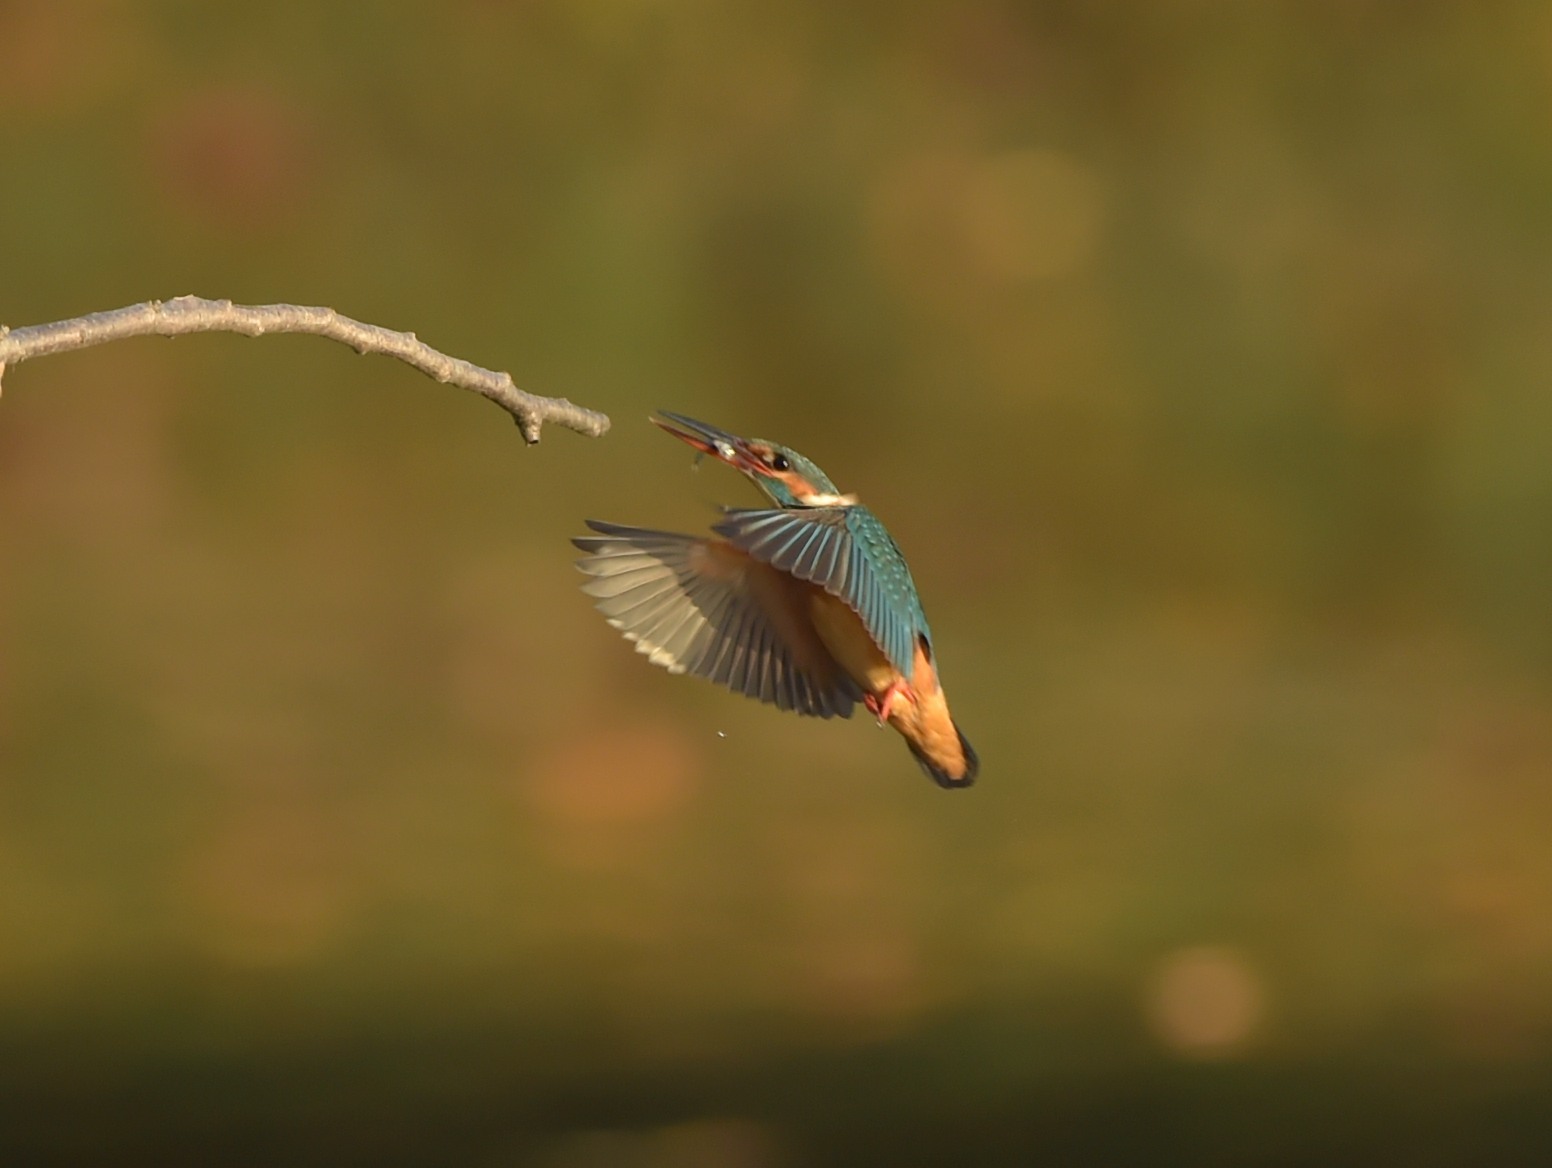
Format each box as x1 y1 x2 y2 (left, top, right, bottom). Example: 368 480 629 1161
864 680 913 725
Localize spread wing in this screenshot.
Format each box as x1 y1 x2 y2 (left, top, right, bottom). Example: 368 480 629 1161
712 507 928 680
572 520 859 718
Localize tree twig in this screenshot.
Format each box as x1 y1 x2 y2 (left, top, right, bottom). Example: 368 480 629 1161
0 296 610 444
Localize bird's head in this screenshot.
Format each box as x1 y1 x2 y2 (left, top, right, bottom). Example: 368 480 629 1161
653 411 852 509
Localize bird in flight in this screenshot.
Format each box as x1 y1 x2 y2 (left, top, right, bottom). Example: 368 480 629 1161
573 412 977 788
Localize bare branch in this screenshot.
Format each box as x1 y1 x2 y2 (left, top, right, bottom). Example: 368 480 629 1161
0 296 610 443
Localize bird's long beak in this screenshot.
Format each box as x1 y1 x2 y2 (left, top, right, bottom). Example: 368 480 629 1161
652 411 765 476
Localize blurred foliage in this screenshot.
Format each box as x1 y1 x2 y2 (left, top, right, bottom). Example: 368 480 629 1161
5 0 1552 1163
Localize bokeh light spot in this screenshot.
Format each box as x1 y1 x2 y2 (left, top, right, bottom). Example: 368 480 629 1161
537 1119 779 1168
1147 945 1264 1058
0 0 139 114
180 793 356 969
523 719 702 868
866 145 1105 307
960 148 1105 283
147 84 317 232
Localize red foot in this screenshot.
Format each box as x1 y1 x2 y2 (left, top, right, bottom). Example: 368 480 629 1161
864 679 914 725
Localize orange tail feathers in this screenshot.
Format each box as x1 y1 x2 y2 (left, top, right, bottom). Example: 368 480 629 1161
886 643 977 788
890 687 977 788
912 727 978 788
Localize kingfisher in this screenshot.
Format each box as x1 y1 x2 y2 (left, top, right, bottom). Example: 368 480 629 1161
572 412 978 788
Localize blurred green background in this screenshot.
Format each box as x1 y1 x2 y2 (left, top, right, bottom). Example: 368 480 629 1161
5 1 1552 1164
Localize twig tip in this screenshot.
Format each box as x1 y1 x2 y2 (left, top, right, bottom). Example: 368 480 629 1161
514 412 543 444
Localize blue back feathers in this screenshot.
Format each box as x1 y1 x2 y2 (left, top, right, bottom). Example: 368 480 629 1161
713 505 930 681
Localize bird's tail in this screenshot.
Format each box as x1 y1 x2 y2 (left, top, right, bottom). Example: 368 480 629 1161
905 720 978 789
892 684 977 789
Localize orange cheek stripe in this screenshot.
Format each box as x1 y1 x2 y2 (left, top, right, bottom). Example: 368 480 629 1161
774 469 807 497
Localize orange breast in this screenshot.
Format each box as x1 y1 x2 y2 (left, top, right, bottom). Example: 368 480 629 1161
806 589 898 695
720 546 854 689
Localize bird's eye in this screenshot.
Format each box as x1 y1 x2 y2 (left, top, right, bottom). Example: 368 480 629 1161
770 454 790 471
